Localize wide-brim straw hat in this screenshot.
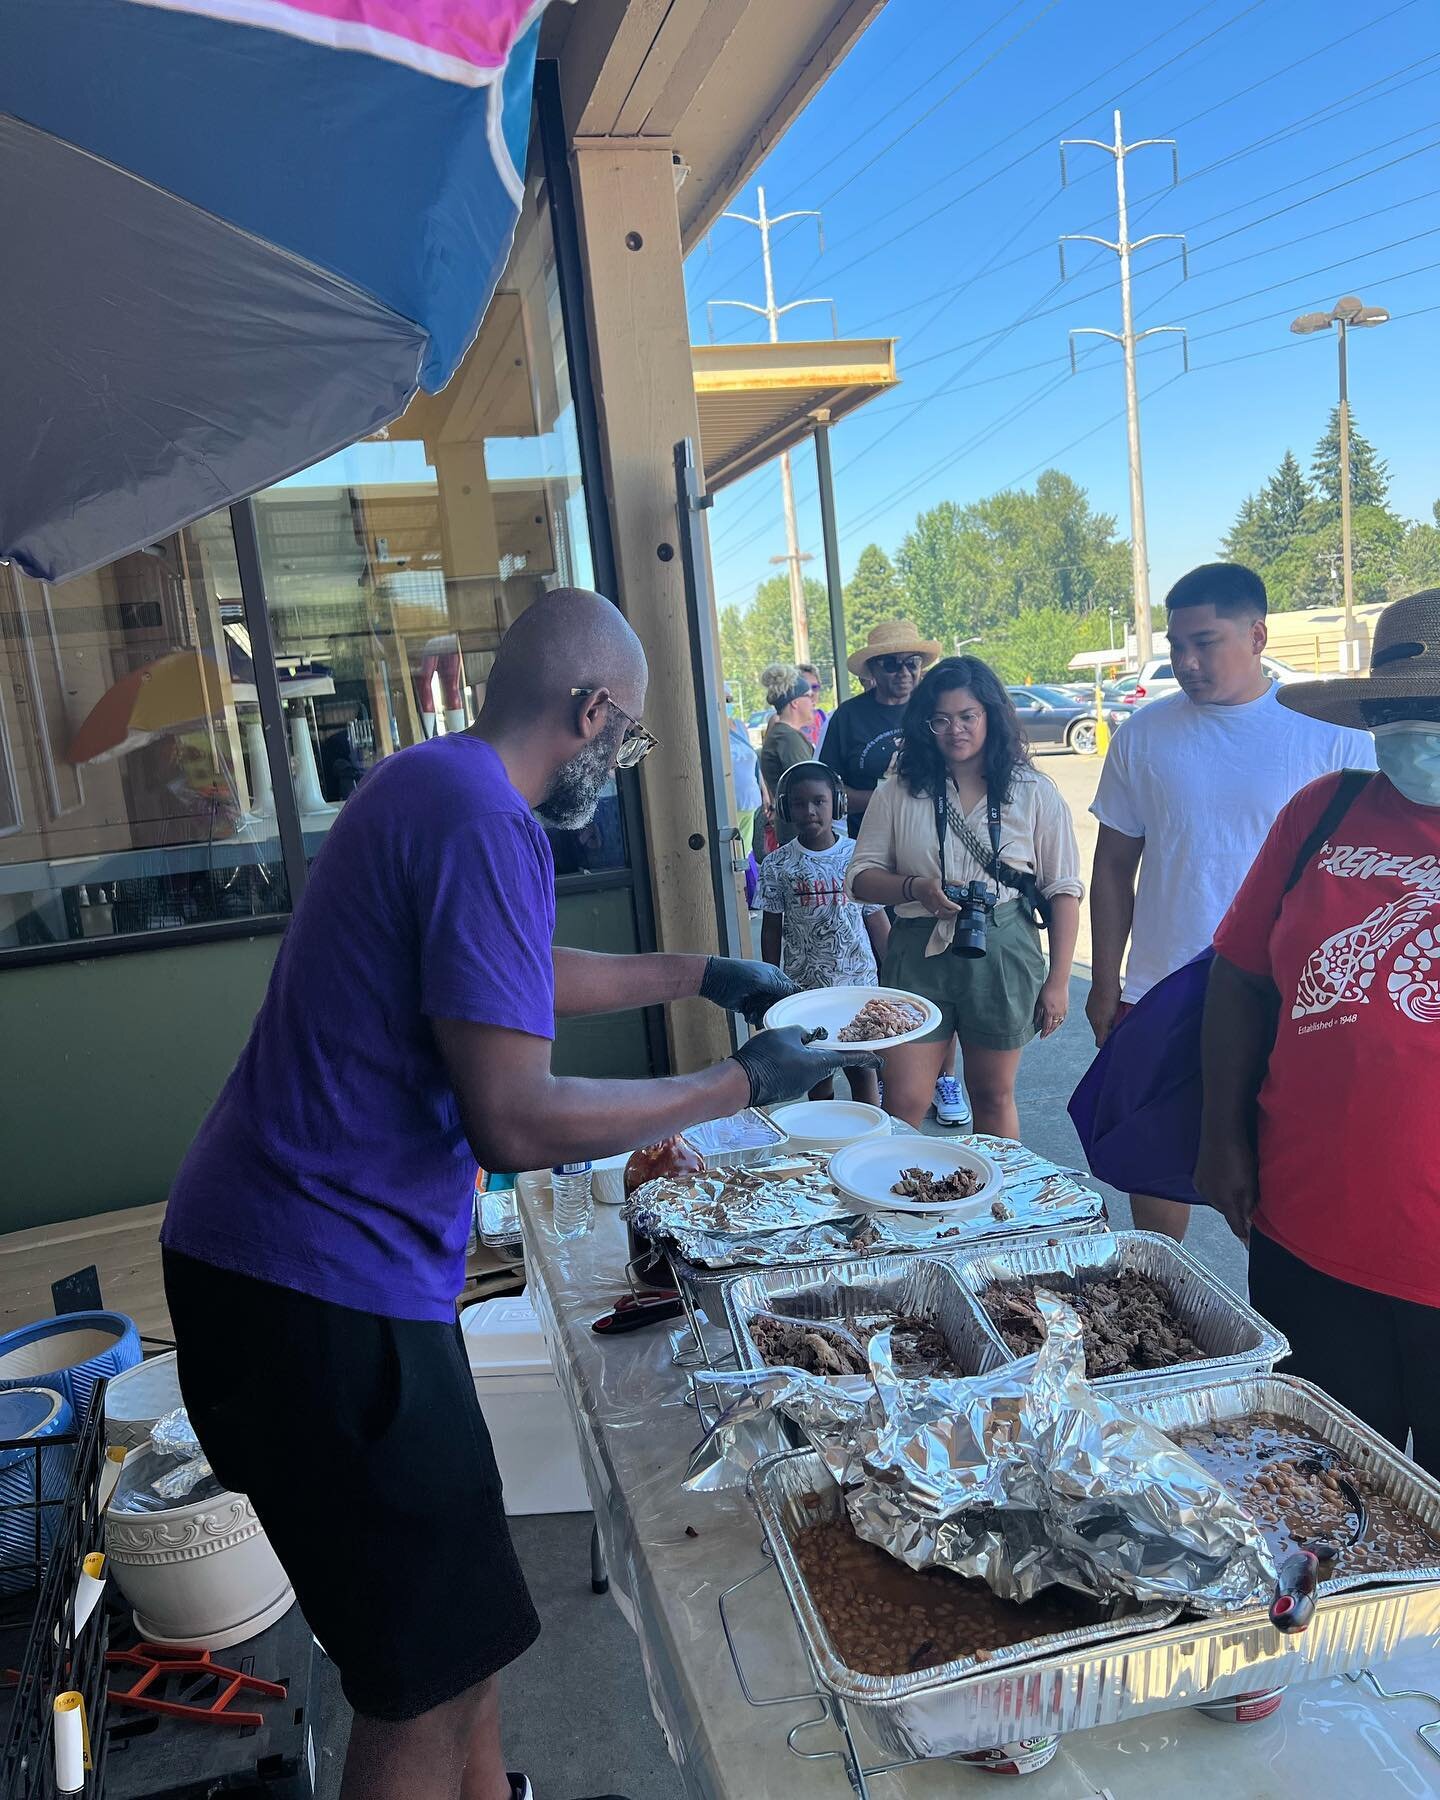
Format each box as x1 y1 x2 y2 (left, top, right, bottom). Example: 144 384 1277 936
846 618 942 679
1279 588 1440 729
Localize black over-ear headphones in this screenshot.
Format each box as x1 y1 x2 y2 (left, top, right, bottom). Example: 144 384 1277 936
775 760 848 824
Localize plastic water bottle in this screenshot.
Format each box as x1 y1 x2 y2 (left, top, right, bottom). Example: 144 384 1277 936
551 1162 594 1239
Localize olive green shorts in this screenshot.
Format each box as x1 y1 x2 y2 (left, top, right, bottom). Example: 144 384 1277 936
880 901 1045 1051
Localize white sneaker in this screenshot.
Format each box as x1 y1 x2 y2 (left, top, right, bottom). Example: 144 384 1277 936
932 1074 972 1129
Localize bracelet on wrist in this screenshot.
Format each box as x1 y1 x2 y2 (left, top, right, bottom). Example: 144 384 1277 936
901 875 916 903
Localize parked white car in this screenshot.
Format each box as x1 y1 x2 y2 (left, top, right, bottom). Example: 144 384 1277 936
1122 652 1306 708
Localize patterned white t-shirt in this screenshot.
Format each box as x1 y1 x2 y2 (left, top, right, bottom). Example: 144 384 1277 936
757 834 882 989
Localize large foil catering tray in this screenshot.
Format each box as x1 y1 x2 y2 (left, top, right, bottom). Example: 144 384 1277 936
747 1448 1180 1761
744 1417 1440 1760
1124 1371 1440 1598
722 1254 998 1389
951 1228 1289 1393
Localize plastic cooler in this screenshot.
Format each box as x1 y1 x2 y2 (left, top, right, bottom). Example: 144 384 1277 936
460 1293 590 1516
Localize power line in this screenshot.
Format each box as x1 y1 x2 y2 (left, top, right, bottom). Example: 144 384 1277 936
783 17 1430 315
848 115 1440 336
776 0 1266 300
686 0 1036 309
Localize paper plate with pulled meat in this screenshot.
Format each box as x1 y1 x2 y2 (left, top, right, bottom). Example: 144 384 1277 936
829 1137 1003 1219
761 985 941 1050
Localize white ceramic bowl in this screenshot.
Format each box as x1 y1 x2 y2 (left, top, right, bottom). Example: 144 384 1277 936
828 1137 1003 1219
767 1100 888 1155
105 1450 294 1651
760 985 941 1051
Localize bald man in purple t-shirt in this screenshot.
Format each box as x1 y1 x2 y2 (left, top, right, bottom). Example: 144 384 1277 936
162 590 874 1800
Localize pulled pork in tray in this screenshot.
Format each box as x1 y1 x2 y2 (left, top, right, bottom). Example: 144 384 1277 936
751 1309 964 1379
980 1269 1207 1378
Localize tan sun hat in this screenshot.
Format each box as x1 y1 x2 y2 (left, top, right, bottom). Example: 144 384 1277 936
1279 588 1440 730
846 617 942 679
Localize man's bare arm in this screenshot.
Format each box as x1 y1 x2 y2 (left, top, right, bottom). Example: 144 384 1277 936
552 947 705 1017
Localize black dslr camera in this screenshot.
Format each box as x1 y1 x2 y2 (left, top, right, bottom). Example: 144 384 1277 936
942 880 997 959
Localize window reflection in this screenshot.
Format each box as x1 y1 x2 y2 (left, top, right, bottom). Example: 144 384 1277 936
222 190 625 873
0 530 289 949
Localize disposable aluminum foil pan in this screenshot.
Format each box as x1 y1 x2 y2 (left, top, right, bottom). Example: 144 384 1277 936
681 1107 787 1171
746 1441 1440 1759
1124 1371 1440 1598
748 1448 1180 1760
670 1221 1111 1361
952 1229 1289 1393
722 1255 998 1386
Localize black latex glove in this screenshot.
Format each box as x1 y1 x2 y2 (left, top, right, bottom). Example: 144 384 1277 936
699 956 800 1029
731 1027 883 1109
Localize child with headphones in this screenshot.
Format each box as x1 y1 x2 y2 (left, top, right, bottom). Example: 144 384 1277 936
757 762 889 1103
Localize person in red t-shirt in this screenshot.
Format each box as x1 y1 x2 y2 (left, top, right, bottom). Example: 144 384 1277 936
1197 589 1440 1472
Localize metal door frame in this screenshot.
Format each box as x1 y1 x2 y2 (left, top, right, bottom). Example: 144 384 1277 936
674 438 745 1039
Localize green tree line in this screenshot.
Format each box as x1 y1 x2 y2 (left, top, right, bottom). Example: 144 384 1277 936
718 428 1440 699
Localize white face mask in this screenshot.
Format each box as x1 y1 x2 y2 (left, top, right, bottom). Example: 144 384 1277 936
1372 721 1440 807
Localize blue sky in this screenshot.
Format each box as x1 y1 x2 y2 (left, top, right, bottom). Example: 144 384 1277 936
689 0 1440 618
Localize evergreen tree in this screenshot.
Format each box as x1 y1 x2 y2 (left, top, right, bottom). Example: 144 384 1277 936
1311 406 1390 511
1262 449 1312 541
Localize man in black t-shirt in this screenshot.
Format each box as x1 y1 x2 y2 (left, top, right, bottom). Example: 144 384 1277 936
820 618 940 837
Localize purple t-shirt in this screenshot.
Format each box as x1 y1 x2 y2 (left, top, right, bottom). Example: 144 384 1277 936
162 736 556 1322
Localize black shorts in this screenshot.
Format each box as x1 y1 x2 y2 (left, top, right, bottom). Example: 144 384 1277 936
163 1249 540 1721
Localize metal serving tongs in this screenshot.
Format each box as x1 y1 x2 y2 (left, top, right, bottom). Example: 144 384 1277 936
1270 1453 1370 1636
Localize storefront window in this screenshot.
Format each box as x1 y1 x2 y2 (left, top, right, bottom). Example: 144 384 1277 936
0 528 290 951
219 188 626 877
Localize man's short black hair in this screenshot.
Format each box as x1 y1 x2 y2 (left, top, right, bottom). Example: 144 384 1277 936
1164 561 1267 619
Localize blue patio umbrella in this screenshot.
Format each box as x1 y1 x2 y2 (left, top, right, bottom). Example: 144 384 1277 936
0 0 564 583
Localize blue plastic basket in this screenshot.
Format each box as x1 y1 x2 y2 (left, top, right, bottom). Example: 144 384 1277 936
0 1312 141 1424
0 1387 75 1596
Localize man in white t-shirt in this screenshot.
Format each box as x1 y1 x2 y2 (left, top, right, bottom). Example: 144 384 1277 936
1088 562 1373 1241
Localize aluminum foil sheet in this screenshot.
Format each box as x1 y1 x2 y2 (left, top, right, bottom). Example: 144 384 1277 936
846 1290 1272 1611
747 1444 1440 1762
630 1135 1103 1274
624 1154 846 1245
953 1227 1289 1392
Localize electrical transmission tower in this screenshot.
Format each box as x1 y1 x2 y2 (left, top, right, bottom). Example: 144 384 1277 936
709 186 837 665
1060 110 1189 668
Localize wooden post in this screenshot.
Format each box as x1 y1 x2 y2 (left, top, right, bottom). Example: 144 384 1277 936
572 137 732 1073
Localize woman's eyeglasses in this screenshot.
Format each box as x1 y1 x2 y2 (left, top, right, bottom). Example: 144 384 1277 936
927 710 983 736
872 654 923 675
570 689 659 768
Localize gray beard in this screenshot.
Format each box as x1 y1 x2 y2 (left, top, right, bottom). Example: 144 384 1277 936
536 718 624 830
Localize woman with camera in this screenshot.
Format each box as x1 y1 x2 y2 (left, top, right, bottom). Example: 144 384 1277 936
846 656 1082 1135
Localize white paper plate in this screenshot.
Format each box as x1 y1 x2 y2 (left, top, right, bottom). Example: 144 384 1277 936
766 1100 888 1154
760 985 941 1051
828 1137 1003 1219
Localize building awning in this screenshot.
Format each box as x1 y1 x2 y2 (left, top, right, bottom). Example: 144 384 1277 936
692 337 898 491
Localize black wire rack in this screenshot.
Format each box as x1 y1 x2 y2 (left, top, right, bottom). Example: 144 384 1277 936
0 1393 110 1800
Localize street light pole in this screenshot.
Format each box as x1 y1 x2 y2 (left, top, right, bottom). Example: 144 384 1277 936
1290 295 1388 671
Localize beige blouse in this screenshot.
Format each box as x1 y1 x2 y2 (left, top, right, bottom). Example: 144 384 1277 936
845 767 1084 955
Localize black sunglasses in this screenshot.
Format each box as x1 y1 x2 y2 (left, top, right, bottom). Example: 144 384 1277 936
871 654 923 675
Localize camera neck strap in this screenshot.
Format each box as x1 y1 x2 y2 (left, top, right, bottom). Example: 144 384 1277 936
933 785 1002 888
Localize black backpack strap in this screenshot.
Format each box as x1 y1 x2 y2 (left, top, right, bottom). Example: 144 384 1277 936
1282 770 1372 896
